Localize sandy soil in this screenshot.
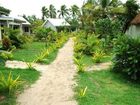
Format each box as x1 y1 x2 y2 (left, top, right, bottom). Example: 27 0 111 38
7 38 77 105
86 62 112 71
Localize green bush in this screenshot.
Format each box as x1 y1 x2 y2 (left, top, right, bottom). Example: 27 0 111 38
95 18 122 39
92 49 105 63
0 51 13 60
0 72 22 95
4 28 33 48
74 31 101 55
6 29 23 48
2 36 12 50
35 27 53 41
113 35 140 80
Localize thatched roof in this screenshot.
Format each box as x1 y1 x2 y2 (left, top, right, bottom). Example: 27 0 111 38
131 13 140 25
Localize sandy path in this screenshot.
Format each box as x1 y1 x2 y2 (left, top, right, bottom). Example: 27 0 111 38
15 38 77 105
86 62 112 71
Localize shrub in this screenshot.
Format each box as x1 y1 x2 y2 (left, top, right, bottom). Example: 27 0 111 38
74 31 101 55
0 72 22 95
2 36 12 50
95 18 122 39
92 49 105 63
0 51 13 60
35 27 53 41
74 56 85 73
7 29 23 48
4 28 33 48
113 35 140 80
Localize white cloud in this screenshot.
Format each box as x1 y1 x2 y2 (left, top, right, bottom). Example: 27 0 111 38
0 0 84 18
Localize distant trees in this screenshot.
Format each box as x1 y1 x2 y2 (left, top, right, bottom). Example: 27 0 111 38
58 5 69 18
41 4 81 20
0 6 10 16
49 4 57 18
41 6 49 21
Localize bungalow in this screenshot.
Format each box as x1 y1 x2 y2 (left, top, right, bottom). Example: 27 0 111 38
42 18 70 31
0 15 31 40
126 13 140 38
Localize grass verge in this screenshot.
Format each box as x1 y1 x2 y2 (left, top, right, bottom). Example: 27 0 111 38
0 66 40 105
75 70 140 105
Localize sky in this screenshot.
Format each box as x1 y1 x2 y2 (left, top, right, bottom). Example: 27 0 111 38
0 0 85 18
0 0 138 18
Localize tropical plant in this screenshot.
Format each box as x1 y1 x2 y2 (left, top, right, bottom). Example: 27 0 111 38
2 36 12 50
70 5 80 19
0 72 22 95
74 56 85 73
35 27 53 41
58 5 69 18
41 6 49 21
92 49 105 63
49 4 57 18
26 62 34 70
113 35 140 80
34 48 50 63
79 86 88 97
0 51 13 60
23 14 39 24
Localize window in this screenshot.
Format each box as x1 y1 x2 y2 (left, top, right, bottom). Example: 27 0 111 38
24 27 29 32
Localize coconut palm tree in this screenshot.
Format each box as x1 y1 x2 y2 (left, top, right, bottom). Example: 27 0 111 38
70 5 80 19
58 5 69 18
49 4 57 18
41 6 49 21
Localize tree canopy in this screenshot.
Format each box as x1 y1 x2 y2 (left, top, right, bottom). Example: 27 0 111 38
0 6 10 16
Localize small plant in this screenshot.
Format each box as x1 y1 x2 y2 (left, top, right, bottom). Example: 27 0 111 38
34 48 50 63
2 36 12 50
26 62 34 70
74 57 85 73
92 49 105 63
0 51 13 60
0 72 22 95
79 86 88 97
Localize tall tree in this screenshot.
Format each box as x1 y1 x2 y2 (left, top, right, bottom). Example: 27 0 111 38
0 6 10 16
58 5 69 18
41 6 49 21
70 5 80 19
22 14 38 24
49 4 57 18
123 0 139 31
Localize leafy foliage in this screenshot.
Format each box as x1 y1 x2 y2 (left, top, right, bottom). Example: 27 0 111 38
113 35 140 80
74 56 85 73
0 6 10 15
0 72 22 95
35 27 53 41
74 31 101 55
2 36 12 50
95 18 122 39
0 51 13 60
92 49 105 63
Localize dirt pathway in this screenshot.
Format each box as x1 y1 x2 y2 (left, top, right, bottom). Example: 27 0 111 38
9 38 77 105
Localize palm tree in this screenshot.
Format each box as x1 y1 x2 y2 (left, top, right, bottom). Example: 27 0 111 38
70 5 80 19
41 6 49 21
58 5 69 18
49 4 57 18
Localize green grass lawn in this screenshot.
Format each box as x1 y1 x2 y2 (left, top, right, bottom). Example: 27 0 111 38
75 70 140 105
0 67 40 105
81 54 112 66
13 42 46 62
13 42 58 64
